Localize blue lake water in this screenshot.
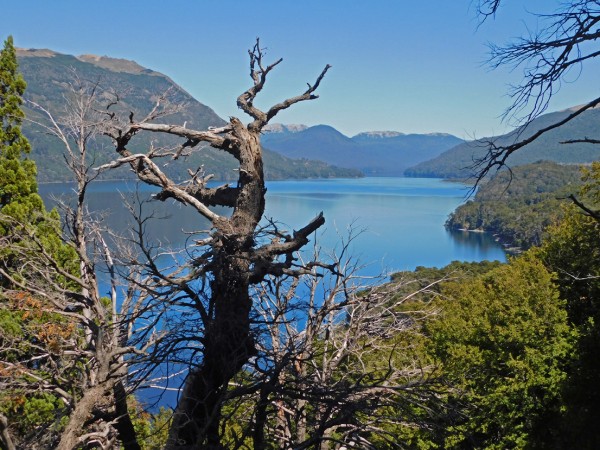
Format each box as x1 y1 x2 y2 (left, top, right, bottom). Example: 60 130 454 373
39 176 505 406
39 177 506 276
264 177 505 274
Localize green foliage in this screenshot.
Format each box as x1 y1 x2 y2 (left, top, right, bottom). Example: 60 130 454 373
0 391 66 440
0 37 80 446
0 292 79 447
384 256 574 448
0 36 77 275
425 254 574 449
533 165 600 447
388 260 503 308
580 161 600 205
128 398 172 450
0 36 41 224
262 152 361 180
446 161 583 249
0 38 29 153
220 390 255 449
393 164 600 448
20 393 61 426
539 209 600 324
391 259 502 284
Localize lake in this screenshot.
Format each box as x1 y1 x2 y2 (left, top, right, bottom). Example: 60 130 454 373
39 176 505 406
39 177 506 277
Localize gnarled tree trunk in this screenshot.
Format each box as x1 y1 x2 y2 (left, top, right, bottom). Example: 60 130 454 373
167 123 266 448
103 40 330 448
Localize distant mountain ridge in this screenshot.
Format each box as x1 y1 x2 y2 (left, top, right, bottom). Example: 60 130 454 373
19 48 167 77
352 131 405 139
405 107 600 178
263 123 308 133
262 124 464 176
16 48 361 182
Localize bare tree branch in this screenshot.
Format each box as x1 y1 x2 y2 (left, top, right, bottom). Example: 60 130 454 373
471 2 600 186
0 414 16 450
561 137 600 145
96 153 222 221
567 193 600 221
220 231 441 449
236 37 332 131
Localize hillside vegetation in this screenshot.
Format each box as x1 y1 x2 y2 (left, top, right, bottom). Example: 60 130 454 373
17 49 361 182
5 36 600 448
405 108 600 178
378 163 600 447
381 254 576 448
446 161 584 249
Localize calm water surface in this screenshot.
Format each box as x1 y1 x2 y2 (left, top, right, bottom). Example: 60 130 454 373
264 177 505 274
40 177 505 406
40 177 505 275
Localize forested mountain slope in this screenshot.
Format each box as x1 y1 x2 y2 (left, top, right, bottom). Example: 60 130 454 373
262 123 463 176
446 161 584 249
405 107 600 178
17 48 360 182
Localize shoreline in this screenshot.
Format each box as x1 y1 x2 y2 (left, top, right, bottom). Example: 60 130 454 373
454 227 521 255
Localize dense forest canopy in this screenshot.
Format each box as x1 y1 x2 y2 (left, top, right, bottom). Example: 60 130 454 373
446 161 584 250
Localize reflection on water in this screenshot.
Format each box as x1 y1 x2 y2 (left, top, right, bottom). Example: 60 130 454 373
39 177 506 275
447 228 505 262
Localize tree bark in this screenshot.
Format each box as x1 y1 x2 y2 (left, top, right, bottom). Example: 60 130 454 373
56 384 109 450
166 123 265 449
107 41 330 448
0 414 15 450
114 381 142 450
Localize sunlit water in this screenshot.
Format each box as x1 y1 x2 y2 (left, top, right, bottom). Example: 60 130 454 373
264 177 505 274
39 177 505 406
40 177 505 277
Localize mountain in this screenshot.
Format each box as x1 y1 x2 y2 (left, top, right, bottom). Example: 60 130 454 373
261 124 464 176
263 123 308 134
16 48 361 182
405 107 600 178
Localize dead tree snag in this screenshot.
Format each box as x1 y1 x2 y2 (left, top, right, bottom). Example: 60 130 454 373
103 39 330 448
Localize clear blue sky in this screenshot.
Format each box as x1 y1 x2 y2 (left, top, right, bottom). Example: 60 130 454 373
2 0 598 139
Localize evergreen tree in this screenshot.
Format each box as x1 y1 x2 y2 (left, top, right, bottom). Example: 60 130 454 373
0 36 78 448
424 255 574 449
535 166 600 448
0 36 73 276
0 35 43 223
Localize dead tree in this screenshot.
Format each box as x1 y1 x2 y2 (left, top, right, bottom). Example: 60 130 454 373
470 1 600 186
223 235 440 450
0 81 166 450
253 250 435 450
101 39 331 448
